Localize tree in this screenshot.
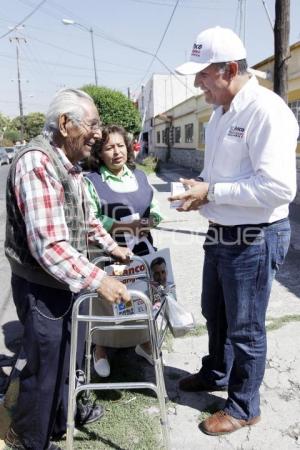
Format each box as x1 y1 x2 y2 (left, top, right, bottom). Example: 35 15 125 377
82 85 141 135
24 112 45 139
10 112 45 140
0 112 10 132
4 129 21 144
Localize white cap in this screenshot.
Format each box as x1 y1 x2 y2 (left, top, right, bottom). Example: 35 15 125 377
176 26 247 75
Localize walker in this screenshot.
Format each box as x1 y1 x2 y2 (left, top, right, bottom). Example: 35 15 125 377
66 255 170 449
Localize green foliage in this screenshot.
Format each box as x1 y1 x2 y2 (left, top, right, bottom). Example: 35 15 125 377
10 116 22 133
137 156 160 174
4 128 20 143
10 113 45 140
24 112 45 139
0 112 10 131
82 85 141 135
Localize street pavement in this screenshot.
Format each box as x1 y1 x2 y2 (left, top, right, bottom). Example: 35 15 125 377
0 161 300 449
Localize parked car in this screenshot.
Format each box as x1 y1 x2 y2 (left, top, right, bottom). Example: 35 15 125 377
5 146 16 163
0 147 9 165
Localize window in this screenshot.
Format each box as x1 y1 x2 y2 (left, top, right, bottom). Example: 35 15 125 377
174 126 181 143
289 100 300 141
162 129 166 144
185 123 194 143
198 122 207 145
157 131 160 144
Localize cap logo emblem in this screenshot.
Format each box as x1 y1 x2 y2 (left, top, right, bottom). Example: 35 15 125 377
191 43 202 57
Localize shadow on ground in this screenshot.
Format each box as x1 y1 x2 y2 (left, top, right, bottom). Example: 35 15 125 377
276 247 300 299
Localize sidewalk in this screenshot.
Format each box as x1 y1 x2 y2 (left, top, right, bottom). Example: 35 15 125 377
0 162 300 449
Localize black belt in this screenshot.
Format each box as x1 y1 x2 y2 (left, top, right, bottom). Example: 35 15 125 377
208 218 288 228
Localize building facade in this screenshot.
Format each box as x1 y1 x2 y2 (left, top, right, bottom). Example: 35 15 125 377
137 73 198 155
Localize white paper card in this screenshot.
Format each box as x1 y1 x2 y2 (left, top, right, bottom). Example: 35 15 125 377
170 182 186 208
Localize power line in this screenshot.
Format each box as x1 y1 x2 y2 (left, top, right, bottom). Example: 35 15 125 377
5 0 195 100
24 32 142 71
138 0 180 85
0 0 47 39
261 0 274 30
127 0 228 9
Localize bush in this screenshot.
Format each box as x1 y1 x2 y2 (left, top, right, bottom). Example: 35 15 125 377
81 85 141 135
137 156 161 174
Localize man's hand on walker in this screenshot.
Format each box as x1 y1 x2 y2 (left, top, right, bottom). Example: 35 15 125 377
168 178 209 211
97 276 130 304
110 245 133 264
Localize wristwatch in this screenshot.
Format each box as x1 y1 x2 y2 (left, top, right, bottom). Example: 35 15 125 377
207 184 215 202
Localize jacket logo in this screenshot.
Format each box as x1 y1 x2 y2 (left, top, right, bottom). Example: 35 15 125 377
228 126 245 138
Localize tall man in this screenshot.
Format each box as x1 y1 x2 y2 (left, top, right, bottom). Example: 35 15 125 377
170 27 298 436
5 88 131 450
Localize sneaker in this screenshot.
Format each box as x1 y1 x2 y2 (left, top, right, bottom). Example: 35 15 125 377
93 350 110 378
135 345 154 365
5 426 62 450
75 401 105 427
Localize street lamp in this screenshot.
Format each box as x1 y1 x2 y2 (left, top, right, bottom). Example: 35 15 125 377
62 18 98 86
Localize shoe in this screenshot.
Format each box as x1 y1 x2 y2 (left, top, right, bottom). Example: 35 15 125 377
179 373 227 392
93 350 110 378
200 410 261 436
75 401 105 427
135 345 154 366
5 426 62 449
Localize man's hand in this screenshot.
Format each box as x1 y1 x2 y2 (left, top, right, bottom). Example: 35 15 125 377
110 245 132 264
96 276 130 303
168 178 209 211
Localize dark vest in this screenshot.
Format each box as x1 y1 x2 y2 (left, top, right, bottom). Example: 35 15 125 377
5 135 89 290
85 169 153 256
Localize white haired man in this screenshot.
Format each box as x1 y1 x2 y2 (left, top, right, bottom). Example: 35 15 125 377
170 27 298 436
5 88 131 449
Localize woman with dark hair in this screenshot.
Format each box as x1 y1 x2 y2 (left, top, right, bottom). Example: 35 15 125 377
85 124 163 377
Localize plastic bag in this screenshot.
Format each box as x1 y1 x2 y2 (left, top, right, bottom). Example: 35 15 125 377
166 294 195 338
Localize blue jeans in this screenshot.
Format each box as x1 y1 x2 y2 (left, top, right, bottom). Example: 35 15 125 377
199 218 290 420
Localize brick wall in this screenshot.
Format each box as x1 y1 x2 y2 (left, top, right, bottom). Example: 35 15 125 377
152 147 205 172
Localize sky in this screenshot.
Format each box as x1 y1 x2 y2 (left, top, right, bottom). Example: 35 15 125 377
0 0 300 118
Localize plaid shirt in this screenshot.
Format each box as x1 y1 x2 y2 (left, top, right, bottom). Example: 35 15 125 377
14 147 117 293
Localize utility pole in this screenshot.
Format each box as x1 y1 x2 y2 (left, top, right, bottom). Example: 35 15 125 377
10 36 26 140
89 27 98 86
62 20 98 86
273 0 290 102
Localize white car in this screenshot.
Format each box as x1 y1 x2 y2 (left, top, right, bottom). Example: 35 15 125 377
0 147 9 165
5 147 16 163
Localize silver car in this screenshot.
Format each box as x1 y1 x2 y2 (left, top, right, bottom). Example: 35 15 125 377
0 147 9 165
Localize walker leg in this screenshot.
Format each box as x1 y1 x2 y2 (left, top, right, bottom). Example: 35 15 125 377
66 313 80 450
154 357 171 450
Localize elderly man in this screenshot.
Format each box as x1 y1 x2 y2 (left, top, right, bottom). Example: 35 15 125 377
170 27 298 436
5 88 131 450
